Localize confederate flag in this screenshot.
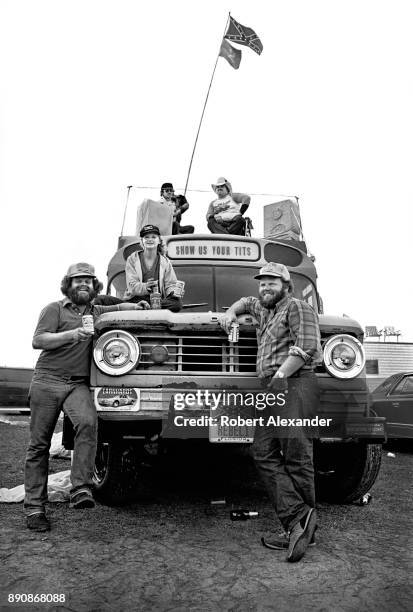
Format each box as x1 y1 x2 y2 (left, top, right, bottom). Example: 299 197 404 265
219 39 242 69
224 16 263 56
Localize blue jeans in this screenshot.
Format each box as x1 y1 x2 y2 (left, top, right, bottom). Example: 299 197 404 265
252 372 319 533
24 373 97 515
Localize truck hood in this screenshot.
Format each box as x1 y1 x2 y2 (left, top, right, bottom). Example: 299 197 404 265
94 310 363 339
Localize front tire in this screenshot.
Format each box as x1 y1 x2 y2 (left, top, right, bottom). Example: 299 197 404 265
93 441 143 505
315 442 382 503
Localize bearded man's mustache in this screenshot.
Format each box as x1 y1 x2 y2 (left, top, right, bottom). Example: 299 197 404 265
68 286 96 305
259 289 286 309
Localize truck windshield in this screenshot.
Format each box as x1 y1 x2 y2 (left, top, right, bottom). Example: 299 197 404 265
177 266 319 312
107 266 318 312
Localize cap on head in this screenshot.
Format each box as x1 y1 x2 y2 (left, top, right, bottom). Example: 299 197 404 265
161 182 174 192
140 224 161 238
66 262 96 278
211 177 232 194
254 262 290 282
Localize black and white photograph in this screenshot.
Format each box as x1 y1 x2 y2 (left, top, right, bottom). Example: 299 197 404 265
0 2 412 610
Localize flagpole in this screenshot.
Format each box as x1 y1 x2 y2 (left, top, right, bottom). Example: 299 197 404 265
183 13 231 196
120 185 133 236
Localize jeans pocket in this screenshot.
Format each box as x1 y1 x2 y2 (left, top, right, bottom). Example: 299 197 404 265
29 374 67 407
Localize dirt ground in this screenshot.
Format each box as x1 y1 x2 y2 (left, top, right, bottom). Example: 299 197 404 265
0 415 412 612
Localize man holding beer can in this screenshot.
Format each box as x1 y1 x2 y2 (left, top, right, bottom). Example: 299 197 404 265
24 262 148 532
219 262 321 562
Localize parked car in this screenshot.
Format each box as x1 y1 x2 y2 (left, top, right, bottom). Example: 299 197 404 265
0 367 32 410
370 372 413 438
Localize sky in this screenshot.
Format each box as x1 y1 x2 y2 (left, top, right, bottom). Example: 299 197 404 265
1 0 412 368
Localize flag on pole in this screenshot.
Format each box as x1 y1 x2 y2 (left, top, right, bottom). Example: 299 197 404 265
219 38 242 69
224 15 263 55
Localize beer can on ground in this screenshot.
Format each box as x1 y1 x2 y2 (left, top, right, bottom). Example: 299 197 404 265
82 315 94 333
230 509 259 521
228 322 239 343
150 292 162 310
358 493 372 506
173 280 185 298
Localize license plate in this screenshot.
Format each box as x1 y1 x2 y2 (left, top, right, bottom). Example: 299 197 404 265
94 387 140 411
208 425 254 443
167 392 255 442
209 406 255 443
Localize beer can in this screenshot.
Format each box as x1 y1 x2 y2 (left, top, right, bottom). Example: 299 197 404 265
228 322 239 343
150 292 162 310
173 280 185 298
82 315 94 333
358 493 372 506
230 509 259 521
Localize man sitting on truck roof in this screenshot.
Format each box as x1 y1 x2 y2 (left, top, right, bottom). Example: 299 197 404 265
24 262 149 532
206 177 250 235
160 182 194 235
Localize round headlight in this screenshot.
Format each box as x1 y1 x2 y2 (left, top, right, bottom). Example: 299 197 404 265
94 331 140 375
323 334 365 379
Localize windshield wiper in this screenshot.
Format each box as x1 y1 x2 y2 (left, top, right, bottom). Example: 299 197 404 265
181 302 209 309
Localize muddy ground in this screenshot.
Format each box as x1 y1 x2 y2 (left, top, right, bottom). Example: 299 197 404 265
0 415 412 612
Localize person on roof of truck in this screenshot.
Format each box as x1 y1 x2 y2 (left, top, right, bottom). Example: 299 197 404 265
24 262 149 533
124 225 182 312
160 182 194 235
219 261 321 563
206 177 250 235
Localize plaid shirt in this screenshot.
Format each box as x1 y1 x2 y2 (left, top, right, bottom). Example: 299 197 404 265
239 295 322 379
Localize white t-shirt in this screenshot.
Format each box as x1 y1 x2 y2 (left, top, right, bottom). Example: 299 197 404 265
212 195 241 221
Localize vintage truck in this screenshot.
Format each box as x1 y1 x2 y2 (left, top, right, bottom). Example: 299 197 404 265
80 228 385 505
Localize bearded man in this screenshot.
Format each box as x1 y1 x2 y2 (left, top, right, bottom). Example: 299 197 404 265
24 262 148 532
219 262 321 562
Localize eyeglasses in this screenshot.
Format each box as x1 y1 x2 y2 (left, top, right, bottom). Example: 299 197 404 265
163 189 174 193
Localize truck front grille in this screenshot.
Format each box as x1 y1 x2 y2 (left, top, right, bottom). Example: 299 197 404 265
136 333 257 375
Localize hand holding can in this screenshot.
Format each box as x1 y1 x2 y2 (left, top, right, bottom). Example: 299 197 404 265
82 315 94 334
228 322 239 343
147 279 159 293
